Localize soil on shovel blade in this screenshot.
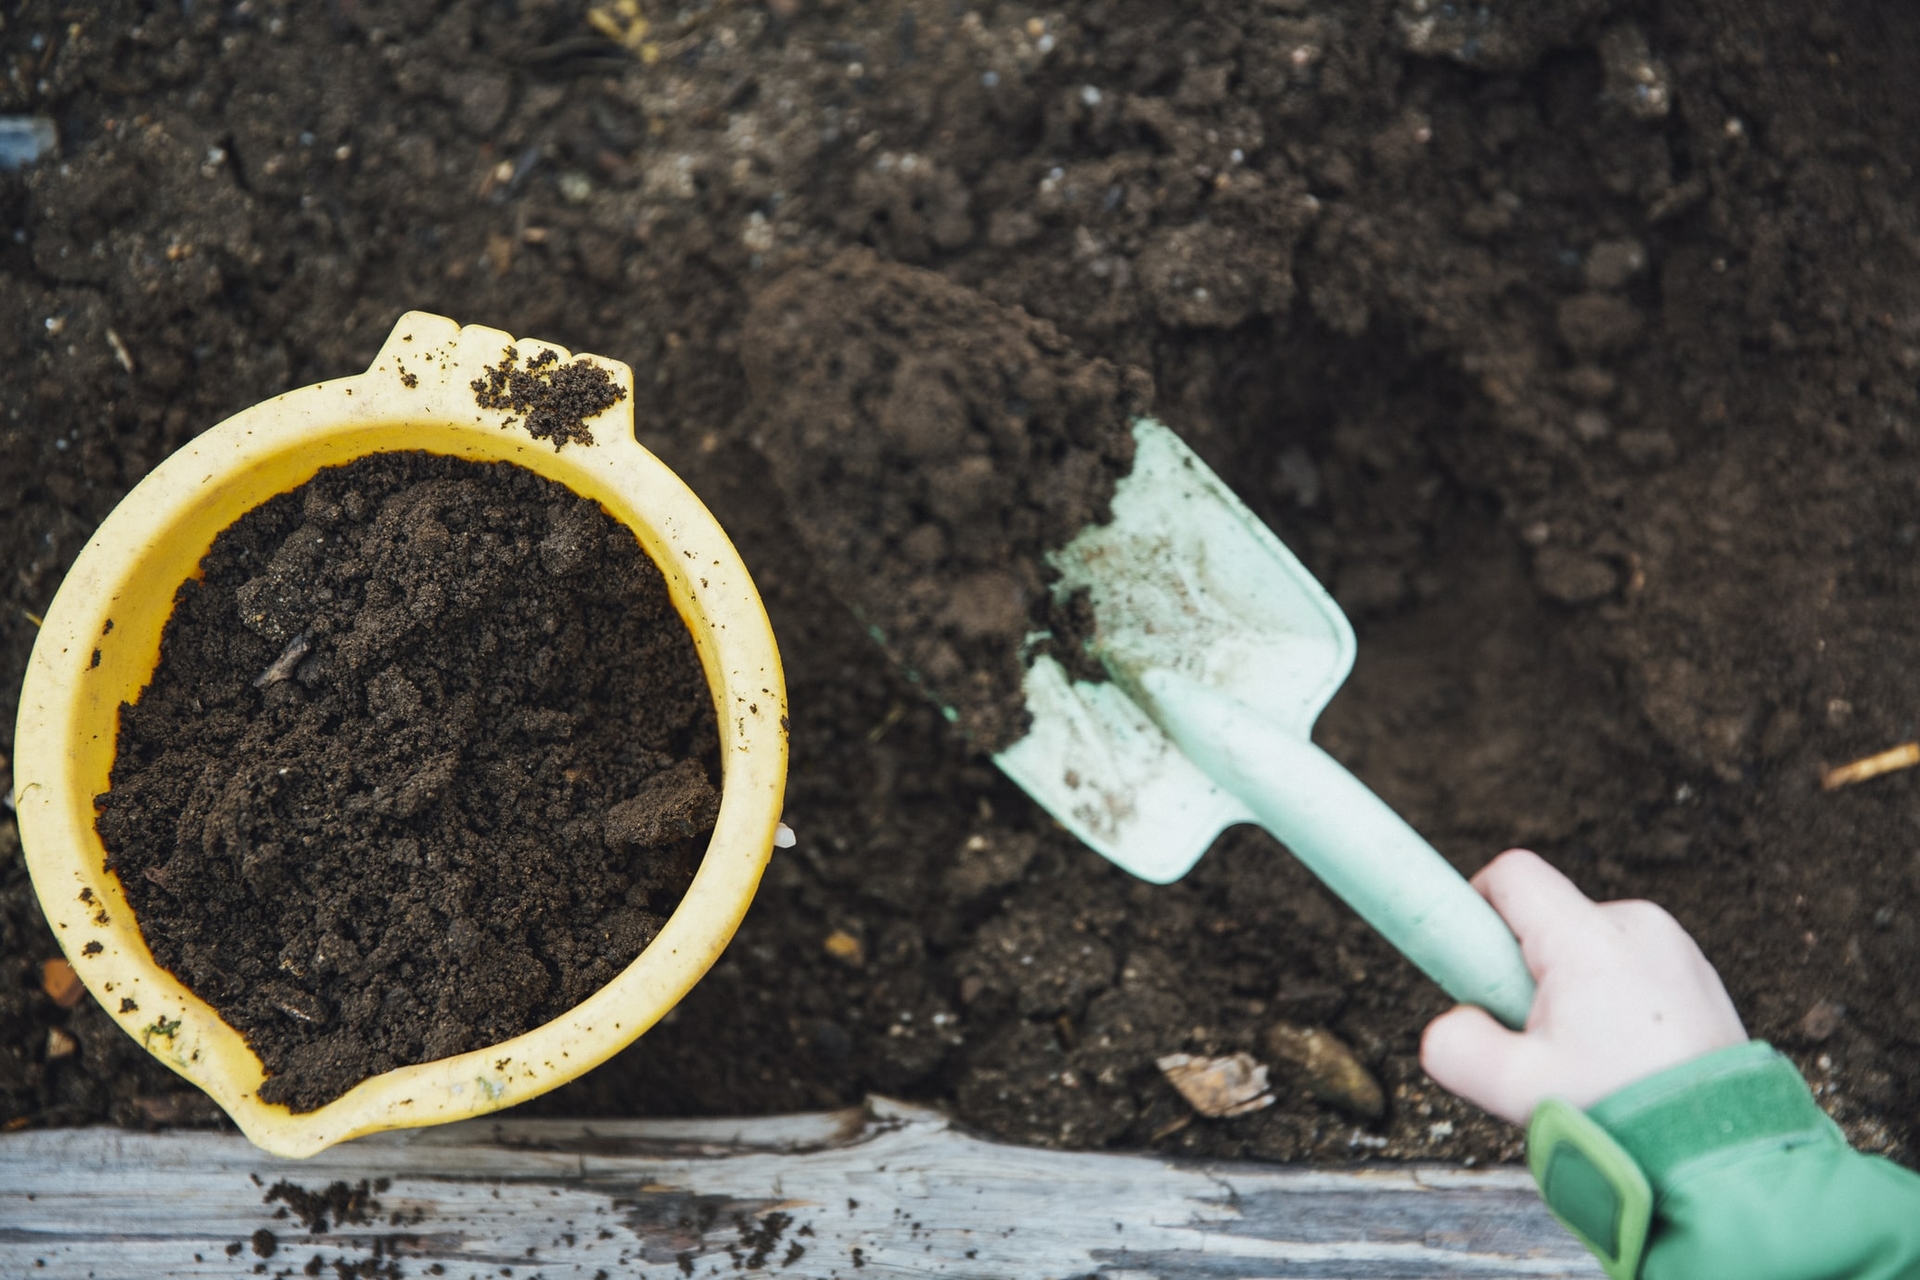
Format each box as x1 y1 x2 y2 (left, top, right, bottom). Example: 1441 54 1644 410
4 0 1920 1169
93 453 719 1112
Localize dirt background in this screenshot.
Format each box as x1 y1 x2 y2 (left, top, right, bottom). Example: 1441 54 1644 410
3 0 1918 1168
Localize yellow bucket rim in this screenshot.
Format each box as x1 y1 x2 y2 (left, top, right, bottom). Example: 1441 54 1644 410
11 312 788 1157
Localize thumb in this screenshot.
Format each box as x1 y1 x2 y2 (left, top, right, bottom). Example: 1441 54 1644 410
1421 1004 1535 1126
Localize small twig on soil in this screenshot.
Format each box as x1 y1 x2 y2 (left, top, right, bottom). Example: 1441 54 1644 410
867 702 907 744
1820 742 1920 792
20 609 43 627
105 326 135 375
253 632 311 688
1149 1113 1192 1142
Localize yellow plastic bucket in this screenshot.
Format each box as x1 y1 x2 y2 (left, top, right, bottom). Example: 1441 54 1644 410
11 312 787 1157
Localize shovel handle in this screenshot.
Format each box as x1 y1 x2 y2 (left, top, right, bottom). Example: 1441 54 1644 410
1138 671 1536 1029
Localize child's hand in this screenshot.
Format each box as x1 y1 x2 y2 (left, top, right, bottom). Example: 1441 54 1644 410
1420 848 1748 1127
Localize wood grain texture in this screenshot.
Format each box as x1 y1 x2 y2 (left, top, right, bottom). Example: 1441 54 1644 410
0 1098 1600 1279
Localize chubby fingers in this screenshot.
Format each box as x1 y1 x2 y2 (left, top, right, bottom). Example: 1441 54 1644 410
1420 1004 1539 1127
1471 849 1601 978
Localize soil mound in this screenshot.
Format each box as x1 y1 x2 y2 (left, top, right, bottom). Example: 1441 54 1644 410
745 248 1150 751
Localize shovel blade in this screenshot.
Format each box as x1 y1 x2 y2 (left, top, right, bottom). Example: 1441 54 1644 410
994 419 1355 883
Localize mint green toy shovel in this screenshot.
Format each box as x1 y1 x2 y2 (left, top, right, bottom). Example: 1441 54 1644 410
995 420 1536 1029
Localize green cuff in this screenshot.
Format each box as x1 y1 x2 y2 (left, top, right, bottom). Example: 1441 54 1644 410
1527 1041 1836 1280
1529 1098 1652 1280
1587 1040 1841 1190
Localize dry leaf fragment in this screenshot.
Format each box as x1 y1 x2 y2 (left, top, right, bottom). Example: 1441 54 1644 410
823 929 865 966
485 232 515 277
41 957 84 1008
1156 1051 1274 1118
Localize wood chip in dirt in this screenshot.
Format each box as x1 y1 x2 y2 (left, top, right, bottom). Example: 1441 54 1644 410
1820 742 1920 791
41 958 84 1008
1156 1052 1274 1118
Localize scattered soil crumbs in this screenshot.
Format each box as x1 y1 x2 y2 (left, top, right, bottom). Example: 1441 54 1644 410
94 452 718 1111
303 1250 405 1280
266 1178 387 1235
729 1210 795 1271
746 249 1150 751
472 345 626 450
259 1181 422 1280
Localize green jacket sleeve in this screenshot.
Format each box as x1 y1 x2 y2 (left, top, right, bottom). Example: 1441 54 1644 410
1530 1040 1920 1280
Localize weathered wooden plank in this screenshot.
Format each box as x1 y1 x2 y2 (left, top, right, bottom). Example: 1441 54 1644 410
0 1098 1598 1279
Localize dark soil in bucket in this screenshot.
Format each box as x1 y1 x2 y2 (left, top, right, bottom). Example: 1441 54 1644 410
3 0 1919 1169
94 452 719 1112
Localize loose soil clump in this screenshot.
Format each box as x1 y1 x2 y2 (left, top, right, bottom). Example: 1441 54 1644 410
94 452 718 1111
470 345 626 449
746 248 1150 751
